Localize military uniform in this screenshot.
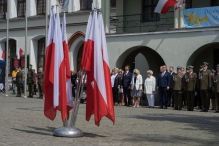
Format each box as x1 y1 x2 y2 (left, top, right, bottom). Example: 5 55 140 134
199 62 212 112
27 68 35 97
196 66 203 109
37 70 44 98
185 67 197 111
172 67 184 110
16 69 23 96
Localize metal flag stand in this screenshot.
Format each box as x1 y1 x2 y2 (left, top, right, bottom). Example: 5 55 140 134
53 2 92 137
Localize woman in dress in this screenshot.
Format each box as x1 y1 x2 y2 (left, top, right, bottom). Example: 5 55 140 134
118 69 124 106
144 70 156 108
131 69 143 107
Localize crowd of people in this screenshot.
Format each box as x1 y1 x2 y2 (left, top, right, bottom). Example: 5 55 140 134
11 61 219 113
111 62 219 113
12 64 44 98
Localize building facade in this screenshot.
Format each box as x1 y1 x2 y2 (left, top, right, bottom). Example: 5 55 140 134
0 0 219 98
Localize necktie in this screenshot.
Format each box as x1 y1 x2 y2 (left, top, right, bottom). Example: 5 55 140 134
161 72 164 78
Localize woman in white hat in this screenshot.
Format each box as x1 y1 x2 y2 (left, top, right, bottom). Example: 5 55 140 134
144 70 156 108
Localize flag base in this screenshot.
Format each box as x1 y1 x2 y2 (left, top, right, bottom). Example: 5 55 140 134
53 127 84 138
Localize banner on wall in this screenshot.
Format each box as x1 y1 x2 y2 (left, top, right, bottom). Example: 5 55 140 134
13 59 19 68
184 6 219 28
21 58 25 68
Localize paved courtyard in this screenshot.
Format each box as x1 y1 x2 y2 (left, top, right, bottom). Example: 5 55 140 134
0 92 219 146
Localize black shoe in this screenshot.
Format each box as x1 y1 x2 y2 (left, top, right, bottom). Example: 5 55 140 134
178 108 182 110
215 111 219 113
158 107 163 109
200 110 205 112
173 108 178 110
16 94 21 97
187 109 191 111
164 107 167 109
205 110 208 112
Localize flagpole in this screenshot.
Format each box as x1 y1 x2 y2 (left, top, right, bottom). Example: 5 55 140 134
5 2 10 97
45 0 48 54
23 1 28 98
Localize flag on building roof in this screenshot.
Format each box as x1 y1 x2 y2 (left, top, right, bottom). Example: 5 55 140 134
155 0 177 14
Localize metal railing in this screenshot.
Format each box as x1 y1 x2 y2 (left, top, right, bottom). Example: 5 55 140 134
110 11 174 33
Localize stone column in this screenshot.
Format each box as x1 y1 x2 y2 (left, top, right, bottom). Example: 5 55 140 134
179 2 185 28
174 0 179 28
101 0 110 33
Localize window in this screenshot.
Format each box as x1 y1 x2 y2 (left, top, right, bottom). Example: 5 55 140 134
111 0 116 7
142 0 159 22
37 0 46 15
38 38 45 71
0 0 7 19
17 0 26 17
185 0 192 9
80 0 93 10
211 0 219 6
5 40 16 75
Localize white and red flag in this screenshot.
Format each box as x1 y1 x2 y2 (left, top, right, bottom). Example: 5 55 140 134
81 12 92 69
62 13 73 118
175 0 185 10
44 7 67 122
85 10 115 126
0 48 5 60
16 46 23 59
154 0 177 14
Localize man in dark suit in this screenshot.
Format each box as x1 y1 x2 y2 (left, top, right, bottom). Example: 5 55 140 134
168 66 175 107
157 65 171 109
121 65 132 106
111 68 121 105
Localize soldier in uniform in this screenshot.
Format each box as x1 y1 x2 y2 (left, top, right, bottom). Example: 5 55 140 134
172 67 184 110
16 67 23 97
199 62 212 112
37 66 44 99
196 65 203 109
185 66 197 111
27 64 35 98
213 65 219 112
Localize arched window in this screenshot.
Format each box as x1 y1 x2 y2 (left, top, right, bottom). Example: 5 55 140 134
77 44 84 72
17 0 26 17
80 0 93 10
37 0 46 15
0 0 7 19
38 38 45 71
5 40 16 75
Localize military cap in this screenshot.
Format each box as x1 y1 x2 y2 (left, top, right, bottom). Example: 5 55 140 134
212 69 216 73
202 62 209 67
186 66 190 70
216 64 219 69
29 64 32 66
39 66 43 68
177 66 182 70
18 66 21 69
199 65 203 68
189 66 194 69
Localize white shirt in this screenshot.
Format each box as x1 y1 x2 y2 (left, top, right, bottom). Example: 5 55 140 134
111 73 118 87
131 74 142 90
144 76 156 94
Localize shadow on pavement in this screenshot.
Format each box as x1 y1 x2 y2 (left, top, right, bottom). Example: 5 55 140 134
122 134 218 145
11 128 52 136
124 113 219 136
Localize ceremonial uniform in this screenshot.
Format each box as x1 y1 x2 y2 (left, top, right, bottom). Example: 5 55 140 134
185 67 197 111
172 67 184 110
196 66 203 109
199 62 211 112
16 69 23 97
27 67 35 97
37 70 44 98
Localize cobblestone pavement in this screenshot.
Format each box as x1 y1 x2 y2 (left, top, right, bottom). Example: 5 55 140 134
1 92 219 146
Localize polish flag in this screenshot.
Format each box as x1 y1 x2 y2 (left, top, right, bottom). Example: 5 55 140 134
16 46 23 59
175 0 185 10
0 48 5 60
62 13 73 118
44 7 67 122
155 0 177 14
85 10 115 126
81 13 92 69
